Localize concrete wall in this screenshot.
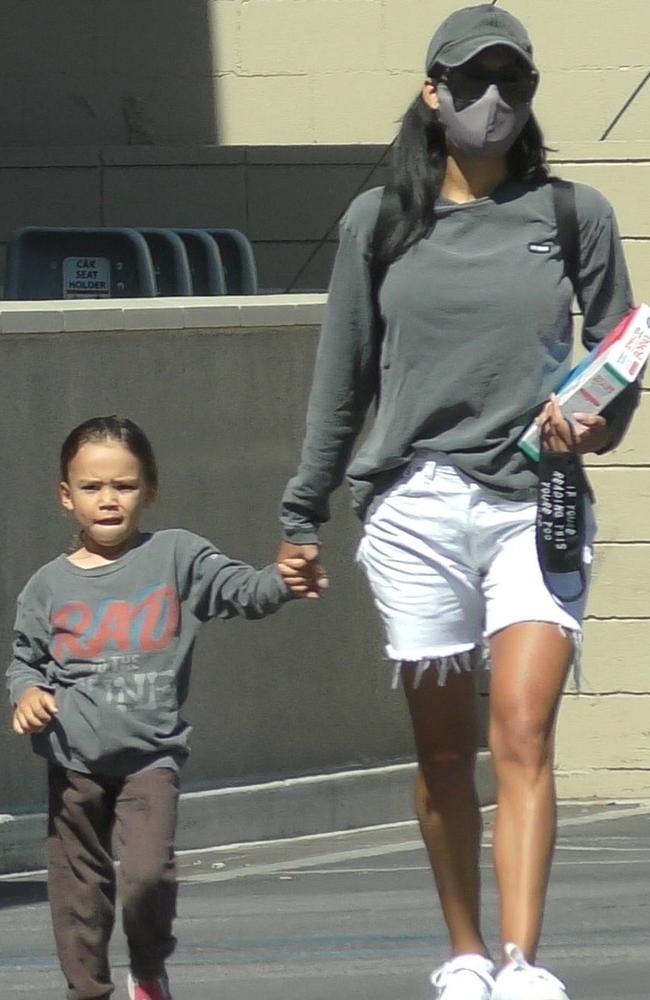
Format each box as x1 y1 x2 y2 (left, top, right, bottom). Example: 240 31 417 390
0 295 649 818
0 296 429 817
0 144 648 297
0 1 219 146
0 145 392 294
0 0 649 806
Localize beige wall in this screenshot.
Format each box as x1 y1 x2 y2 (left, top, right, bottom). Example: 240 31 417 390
216 0 650 146
3 1 648 148
560 398 650 798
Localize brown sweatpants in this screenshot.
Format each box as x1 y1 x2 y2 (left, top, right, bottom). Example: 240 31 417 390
47 764 179 1000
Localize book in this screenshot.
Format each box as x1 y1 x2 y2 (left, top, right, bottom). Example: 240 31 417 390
518 303 650 462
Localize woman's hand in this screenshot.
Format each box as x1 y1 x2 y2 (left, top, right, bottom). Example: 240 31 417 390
277 541 329 599
13 687 58 735
536 394 611 454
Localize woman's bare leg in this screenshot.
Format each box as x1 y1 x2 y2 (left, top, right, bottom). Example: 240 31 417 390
404 663 488 957
489 622 573 962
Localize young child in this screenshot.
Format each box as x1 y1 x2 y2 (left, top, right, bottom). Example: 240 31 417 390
7 415 306 1000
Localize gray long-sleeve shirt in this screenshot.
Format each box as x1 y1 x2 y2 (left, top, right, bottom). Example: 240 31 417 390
7 529 291 775
281 180 636 544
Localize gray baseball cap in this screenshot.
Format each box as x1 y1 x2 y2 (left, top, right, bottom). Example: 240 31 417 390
425 4 536 73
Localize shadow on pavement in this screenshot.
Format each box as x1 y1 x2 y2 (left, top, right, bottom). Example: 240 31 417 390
0 880 48 909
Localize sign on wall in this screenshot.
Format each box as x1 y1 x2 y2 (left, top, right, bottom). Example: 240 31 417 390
62 256 111 298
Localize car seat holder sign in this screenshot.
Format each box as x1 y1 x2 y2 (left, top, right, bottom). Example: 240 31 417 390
63 256 111 298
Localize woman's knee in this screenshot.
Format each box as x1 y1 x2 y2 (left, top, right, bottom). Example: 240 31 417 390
489 716 554 773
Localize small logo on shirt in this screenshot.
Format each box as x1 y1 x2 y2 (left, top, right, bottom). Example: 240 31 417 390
528 241 552 254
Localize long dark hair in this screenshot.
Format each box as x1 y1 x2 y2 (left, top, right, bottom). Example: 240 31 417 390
60 415 158 489
374 81 550 274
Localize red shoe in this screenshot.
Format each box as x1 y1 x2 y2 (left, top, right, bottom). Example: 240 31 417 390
127 970 172 1000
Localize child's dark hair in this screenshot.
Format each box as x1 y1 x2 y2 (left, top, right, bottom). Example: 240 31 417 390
60 416 158 489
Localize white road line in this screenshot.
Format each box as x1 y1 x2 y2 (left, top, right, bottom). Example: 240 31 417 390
555 802 650 828
480 842 650 853
273 866 431 875
555 843 650 853
179 840 427 883
175 818 421 857
553 859 650 866
268 857 650 876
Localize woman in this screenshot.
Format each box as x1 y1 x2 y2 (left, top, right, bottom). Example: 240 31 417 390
278 5 638 999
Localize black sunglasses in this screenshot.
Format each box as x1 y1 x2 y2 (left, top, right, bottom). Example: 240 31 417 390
437 66 539 110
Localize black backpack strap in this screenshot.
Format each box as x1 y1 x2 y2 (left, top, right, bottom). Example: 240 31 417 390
373 179 581 295
369 186 401 306
551 178 580 297
368 187 401 400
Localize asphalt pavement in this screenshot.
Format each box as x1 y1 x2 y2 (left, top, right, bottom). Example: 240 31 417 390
0 800 648 999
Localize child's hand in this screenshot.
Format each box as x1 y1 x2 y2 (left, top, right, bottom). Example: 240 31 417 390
13 687 58 735
277 542 329 599
278 556 324 599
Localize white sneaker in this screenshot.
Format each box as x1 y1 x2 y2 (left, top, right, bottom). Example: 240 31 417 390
430 953 495 1000
492 943 570 1000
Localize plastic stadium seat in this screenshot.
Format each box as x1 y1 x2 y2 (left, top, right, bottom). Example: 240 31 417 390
172 230 226 295
136 229 193 296
202 229 258 294
4 227 157 300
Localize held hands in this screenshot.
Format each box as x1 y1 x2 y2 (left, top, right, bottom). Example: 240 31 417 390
277 541 329 599
13 686 58 735
536 394 612 454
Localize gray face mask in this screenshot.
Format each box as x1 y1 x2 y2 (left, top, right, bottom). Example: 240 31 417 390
436 83 531 160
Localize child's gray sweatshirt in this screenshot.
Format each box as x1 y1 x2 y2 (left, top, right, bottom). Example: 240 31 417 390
7 529 291 776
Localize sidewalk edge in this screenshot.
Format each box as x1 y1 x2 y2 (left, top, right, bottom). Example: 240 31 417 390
0 752 494 874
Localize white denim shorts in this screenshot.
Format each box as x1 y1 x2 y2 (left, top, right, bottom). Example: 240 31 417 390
356 453 596 687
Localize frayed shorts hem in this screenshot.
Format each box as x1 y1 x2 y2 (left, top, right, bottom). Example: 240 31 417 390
386 647 481 689
387 621 583 690
385 640 477 662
